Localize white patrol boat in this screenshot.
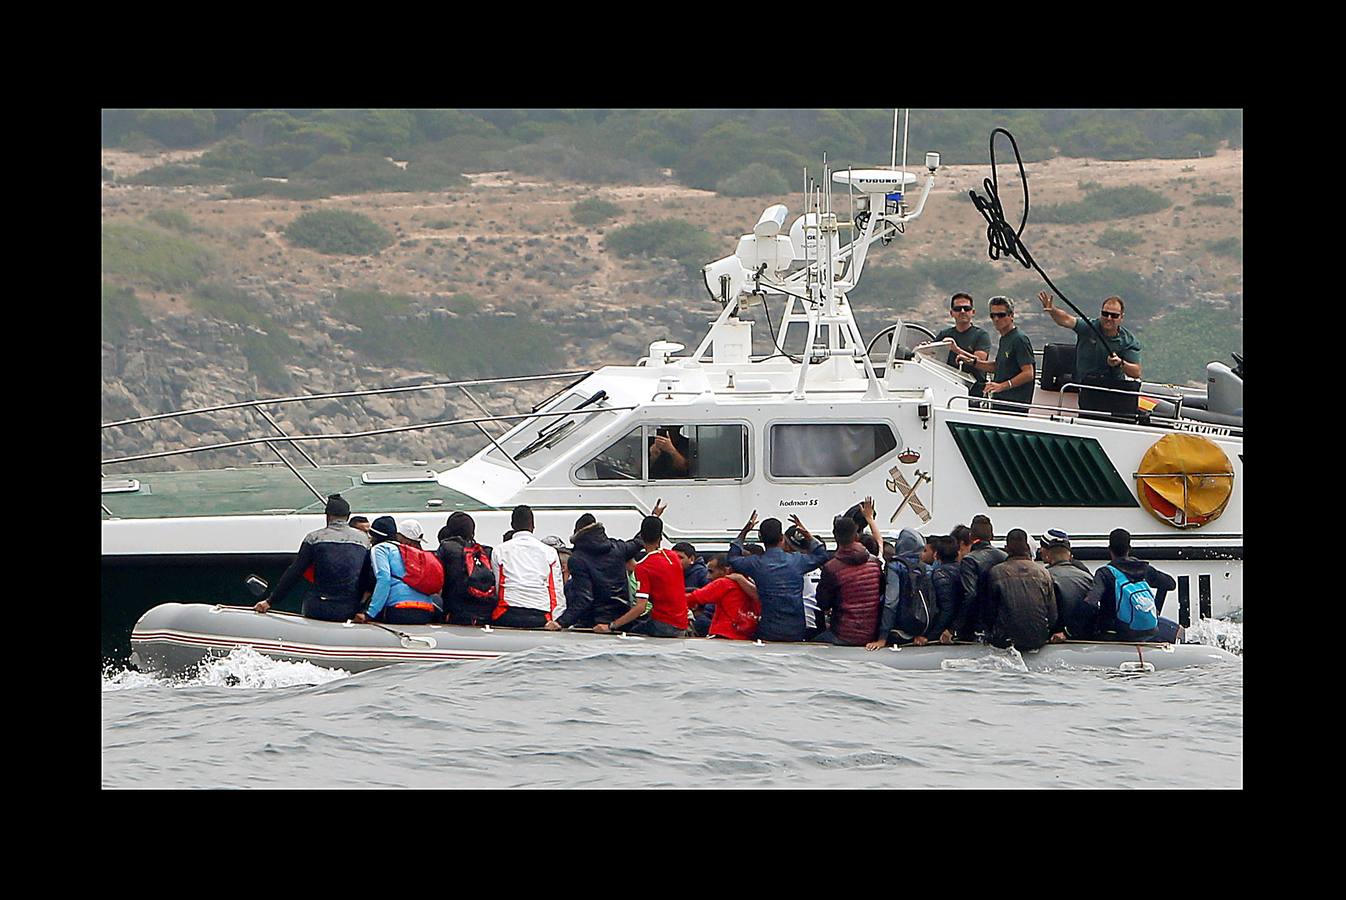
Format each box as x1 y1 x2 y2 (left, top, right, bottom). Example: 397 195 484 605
103 118 1243 660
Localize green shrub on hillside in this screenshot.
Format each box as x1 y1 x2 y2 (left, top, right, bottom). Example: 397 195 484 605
1193 192 1235 207
102 109 217 148
227 179 328 200
1033 186 1171 224
101 283 148 343
1205 237 1243 261
331 289 559 377
125 163 243 187
571 197 622 226
1135 304 1242 386
1095 229 1145 253
848 258 1002 311
283 210 393 256
604 219 719 275
101 223 213 290
146 208 194 234
716 163 791 197
1009 267 1160 323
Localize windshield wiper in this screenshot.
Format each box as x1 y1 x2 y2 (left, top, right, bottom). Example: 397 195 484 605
514 391 608 460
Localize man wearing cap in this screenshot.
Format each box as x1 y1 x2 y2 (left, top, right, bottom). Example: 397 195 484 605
362 516 443 625
255 494 373 622
1039 529 1096 640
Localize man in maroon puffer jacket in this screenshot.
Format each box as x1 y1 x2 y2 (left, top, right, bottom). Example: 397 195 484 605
811 515 883 645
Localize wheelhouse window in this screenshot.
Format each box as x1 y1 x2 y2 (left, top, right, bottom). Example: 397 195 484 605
577 424 749 482
769 423 898 478
486 390 614 473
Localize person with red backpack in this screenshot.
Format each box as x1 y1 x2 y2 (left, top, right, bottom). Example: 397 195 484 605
360 516 443 626
435 511 496 625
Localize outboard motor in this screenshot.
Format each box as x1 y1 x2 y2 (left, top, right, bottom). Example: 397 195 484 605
1207 358 1243 417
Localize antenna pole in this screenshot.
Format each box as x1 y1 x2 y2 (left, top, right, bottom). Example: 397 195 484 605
901 108 910 177
891 109 899 169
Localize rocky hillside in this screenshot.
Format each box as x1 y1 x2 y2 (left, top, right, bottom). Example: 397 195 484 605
101 146 1243 473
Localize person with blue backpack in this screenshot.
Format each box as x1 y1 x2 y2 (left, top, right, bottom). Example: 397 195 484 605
1082 528 1177 642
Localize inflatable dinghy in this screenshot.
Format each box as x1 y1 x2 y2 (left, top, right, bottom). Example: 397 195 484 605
130 603 1241 677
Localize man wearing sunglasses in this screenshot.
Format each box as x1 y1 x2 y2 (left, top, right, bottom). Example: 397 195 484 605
1038 290 1142 413
978 297 1036 411
936 292 992 398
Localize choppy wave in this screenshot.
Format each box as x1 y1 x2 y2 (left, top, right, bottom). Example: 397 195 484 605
101 646 350 692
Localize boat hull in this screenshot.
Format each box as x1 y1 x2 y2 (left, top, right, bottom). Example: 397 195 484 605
130 603 1241 677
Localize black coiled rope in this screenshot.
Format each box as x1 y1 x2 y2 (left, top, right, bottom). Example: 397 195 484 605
968 127 1115 354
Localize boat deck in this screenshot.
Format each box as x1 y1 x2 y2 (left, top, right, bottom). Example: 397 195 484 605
101 464 490 520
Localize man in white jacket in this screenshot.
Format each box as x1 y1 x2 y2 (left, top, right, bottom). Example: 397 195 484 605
491 505 567 629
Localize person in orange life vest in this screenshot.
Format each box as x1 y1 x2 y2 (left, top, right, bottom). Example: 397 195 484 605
494 505 566 630
359 516 442 626
596 514 691 637
687 554 761 640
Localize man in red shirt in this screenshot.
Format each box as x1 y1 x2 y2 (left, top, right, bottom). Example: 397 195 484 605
597 515 692 638
690 555 761 640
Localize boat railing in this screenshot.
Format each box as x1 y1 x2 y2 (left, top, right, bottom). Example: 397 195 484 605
101 404 640 506
101 370 605 509
946 390 1242 437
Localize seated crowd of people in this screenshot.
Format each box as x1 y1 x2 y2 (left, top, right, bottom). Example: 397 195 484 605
255 492 1180 651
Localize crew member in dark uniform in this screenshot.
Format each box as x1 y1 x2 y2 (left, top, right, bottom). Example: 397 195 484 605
936 292 993 397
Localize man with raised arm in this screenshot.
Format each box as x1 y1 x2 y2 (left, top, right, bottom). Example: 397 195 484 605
558 500 665 631
1037 289 1142 414
728 512 829 642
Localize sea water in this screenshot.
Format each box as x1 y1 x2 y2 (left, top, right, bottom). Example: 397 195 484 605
101 624 1243 789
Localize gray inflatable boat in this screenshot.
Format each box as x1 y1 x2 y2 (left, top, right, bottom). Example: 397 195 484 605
130 603 1241 676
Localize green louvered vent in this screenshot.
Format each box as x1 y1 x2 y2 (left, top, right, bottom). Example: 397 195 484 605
947 422 1137 508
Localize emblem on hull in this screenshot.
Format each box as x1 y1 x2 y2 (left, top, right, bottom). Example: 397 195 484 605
886 466 931 523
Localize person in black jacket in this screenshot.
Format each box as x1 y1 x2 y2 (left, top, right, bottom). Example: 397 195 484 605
554 512 648 629
1082 528 1176 641
946 515 1007 643
436 511 496 625
1038 528 1096 638
254 494 373 622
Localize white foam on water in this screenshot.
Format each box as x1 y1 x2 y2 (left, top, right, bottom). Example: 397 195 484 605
940 646 1030 673
1183 618 1243 655
102 646 350 692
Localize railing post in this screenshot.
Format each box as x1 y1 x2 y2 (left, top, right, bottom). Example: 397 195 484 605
251 404 321 468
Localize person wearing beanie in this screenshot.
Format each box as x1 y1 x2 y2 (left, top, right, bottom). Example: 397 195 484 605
254 493 372 622
362 515 442 625
435 512 497 625
982 528 1062 651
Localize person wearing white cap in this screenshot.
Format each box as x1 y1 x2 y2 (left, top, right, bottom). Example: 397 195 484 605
361 515 444 625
